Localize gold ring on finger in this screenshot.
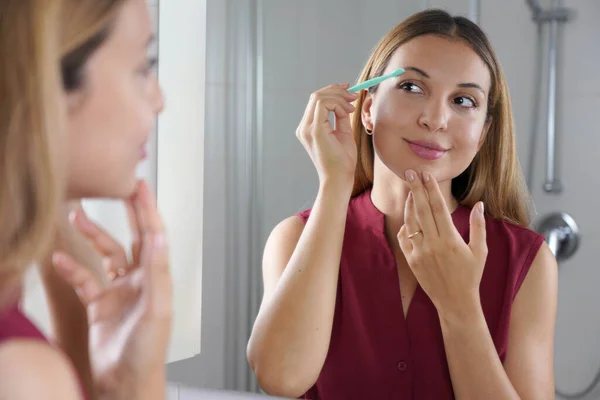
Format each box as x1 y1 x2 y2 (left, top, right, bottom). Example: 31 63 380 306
408 230 423 239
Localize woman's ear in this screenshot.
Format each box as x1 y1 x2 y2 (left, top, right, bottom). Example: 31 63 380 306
361 93 374 134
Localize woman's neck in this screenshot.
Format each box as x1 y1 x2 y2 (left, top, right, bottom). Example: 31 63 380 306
370 169 459 237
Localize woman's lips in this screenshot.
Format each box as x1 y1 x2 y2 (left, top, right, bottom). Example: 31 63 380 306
404 139 448 161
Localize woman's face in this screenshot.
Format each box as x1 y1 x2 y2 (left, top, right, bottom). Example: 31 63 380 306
362 34 492 184
65 0 163 199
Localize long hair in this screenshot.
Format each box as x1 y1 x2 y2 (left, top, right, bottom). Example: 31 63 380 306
351 9 531 226
0 0 64 284
0 0 127 288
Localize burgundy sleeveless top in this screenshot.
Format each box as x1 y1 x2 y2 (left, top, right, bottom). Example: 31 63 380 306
0 303 47 342
297 190 544 400
0 301 89 399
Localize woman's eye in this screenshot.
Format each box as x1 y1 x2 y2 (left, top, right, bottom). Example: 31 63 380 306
139 58 158 76
454 96 476 109
398 82 423 94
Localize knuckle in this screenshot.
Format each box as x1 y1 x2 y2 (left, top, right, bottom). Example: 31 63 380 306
411 253 423 265
301 128 312 142
444 238 460 252
430 201 444 214
422 245 435 257
315 98 326 108
481 245 489 256
296 126 312 141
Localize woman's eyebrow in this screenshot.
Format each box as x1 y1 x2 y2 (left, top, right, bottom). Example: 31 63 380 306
404 66 485 95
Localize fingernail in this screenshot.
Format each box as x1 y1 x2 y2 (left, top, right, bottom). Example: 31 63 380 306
479 202 485 214
74 213 94 233
407 191 413 200
51 253 62 265
423 172 431 182
405 170 415 182
68 210 77 224
52 253 68 269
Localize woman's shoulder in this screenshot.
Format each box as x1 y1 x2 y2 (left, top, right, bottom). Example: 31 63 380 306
455 204 546 266
0 305 84 399
0 338 82 399
478 210 548 296
454 203 544 248
485 212 545 250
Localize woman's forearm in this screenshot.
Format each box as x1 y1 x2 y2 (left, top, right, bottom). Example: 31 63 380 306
40 260 96 400
40 222 105 400
248 182 352 396
439 300 520 400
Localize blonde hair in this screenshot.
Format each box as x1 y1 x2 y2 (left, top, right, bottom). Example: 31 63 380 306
351 9 531 226
0 0 64 285
0 0 126 289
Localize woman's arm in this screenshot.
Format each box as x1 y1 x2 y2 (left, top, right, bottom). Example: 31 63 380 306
247 182 351 398
247 83 358 397
503 242 557 398
39 208 104 400
441 243 557 400
0 340 83 400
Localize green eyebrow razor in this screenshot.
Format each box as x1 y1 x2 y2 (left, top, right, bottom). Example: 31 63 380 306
347 68 406 92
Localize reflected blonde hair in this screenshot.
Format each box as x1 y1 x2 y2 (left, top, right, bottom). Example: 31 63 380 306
351 9 531 226
0 0 126 289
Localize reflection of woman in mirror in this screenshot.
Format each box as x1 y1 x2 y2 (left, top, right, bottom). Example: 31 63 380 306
0 0 172 399
248 9 557 399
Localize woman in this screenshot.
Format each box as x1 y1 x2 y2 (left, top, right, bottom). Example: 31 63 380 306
0 0 170 399
247 9 557 399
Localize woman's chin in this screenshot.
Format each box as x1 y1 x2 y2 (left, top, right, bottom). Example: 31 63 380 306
110 178 139 199
66 177 139 200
